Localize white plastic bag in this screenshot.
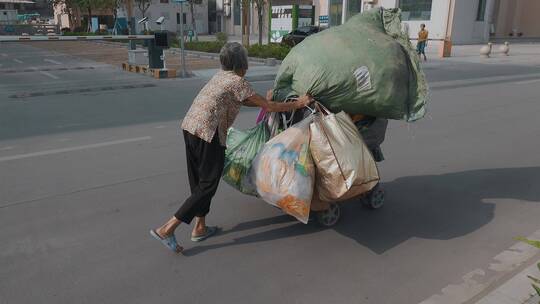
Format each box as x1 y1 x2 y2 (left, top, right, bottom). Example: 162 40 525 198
252 116 315 223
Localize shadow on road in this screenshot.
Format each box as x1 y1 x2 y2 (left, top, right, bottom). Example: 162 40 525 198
183 167 540 256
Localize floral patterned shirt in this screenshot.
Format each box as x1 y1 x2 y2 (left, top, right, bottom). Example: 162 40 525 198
181 70 256 146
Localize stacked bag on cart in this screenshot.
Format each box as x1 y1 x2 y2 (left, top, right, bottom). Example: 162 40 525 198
273 7 428 122
222 123 270 196
223 105 380 223
252 116 316 223
309 104 379 202
221 7 430 222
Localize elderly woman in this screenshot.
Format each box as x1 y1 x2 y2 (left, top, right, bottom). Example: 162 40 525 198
151 42 312 253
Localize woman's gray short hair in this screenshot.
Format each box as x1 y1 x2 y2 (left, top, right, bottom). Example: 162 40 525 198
219 42 249 72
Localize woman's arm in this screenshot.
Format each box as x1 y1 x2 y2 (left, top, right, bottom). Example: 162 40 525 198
244 92 313 113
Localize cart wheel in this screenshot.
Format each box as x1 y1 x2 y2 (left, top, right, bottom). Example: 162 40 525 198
362 185 385 209
316 204 341 227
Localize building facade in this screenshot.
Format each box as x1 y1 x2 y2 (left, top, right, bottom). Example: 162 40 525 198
127 0 209 34
491 0 540 39
52 0 318 43
313 0 540 45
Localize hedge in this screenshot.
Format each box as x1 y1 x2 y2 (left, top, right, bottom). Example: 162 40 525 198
174 41 291 60
183 41 225 53
247 44 290 60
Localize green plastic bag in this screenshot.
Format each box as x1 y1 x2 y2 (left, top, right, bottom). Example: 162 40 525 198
273 8 428 122
223 122 270 196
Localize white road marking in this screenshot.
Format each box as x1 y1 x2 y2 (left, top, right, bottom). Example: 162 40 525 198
0 53 7 57
13 58 23 64
44 58 62 65
419 228 540 304
39 71 60 80
30 67 60 80
154 125 166 129
514 78 540 85
0 136 151 163
0 146 15 151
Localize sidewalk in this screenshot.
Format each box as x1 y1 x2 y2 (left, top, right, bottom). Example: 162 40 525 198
422 42 540 66
25 39 540 82
419 230 540 304
474 256 540 304
188 42 540 82
26 41 222 72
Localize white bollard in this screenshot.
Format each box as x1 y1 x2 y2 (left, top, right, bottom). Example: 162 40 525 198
480 42 492 58
499 41 510 56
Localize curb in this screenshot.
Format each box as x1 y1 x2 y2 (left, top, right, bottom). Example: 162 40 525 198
474 257 540 304
121 62 179 79
419 230 540 304
88 41 282 66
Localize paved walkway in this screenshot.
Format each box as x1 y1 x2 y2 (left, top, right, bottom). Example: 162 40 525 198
24 41 222 72
422 42 540 66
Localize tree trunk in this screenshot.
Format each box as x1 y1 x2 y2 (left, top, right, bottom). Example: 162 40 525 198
113 8 118 34
189 1 198 41
87 7 92 32
68 10 74 31
257 5 263 45
241 0 249 47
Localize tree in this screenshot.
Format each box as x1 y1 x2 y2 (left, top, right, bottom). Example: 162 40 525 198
101 0 126 34
74 0 111 32
73 0 93 32
50 0 76 30
134 0 151 18
241 0 250 46
187 0 202 41
252 0 266 45
51 0 111 32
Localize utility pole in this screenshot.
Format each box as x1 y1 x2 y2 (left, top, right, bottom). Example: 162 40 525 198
440 0 455 57
175 0 187 78
126 0 136 50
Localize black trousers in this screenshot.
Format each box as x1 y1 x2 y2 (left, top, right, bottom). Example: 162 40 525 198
174 130 225 224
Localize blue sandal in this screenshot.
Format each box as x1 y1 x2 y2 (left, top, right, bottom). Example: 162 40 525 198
150 229 183 253
191 226 219 242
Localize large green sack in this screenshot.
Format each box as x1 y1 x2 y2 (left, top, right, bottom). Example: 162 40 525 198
273 8 428 122
223 123 270 196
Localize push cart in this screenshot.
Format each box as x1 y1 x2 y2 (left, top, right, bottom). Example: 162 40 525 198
272 105 389 227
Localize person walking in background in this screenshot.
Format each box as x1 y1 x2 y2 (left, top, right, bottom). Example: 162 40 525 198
417 24 429 61
150 42 313 254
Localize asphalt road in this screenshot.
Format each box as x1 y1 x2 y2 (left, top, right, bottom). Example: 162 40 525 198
1 42 540 304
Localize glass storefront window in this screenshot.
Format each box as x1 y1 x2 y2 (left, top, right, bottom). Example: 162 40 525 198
476 0 487 21
329 0 342 26
399 0 432 21
234 0 241 25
